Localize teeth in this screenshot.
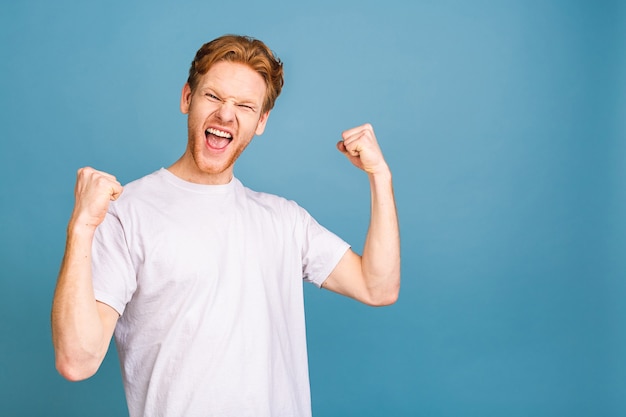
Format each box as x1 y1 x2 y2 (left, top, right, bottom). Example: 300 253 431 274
206 128 232 139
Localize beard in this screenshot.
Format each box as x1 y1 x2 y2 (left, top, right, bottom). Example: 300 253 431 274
187 125 253 179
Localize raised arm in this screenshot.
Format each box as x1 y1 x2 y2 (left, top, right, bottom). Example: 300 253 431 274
51 167 123 381
322 123 401 306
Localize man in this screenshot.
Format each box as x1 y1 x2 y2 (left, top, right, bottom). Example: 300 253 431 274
52 34 400 417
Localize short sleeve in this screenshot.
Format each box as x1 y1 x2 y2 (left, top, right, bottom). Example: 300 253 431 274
92 210 137 316
300 211 350 288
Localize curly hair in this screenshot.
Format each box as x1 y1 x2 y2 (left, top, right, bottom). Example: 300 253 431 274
187 34 284 113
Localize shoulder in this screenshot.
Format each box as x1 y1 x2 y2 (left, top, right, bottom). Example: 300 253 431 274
108 169 165 213
237 180 310 220
239 181 298 208
120 169 164 194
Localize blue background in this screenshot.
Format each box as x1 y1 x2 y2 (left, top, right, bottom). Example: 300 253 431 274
1 0 624 416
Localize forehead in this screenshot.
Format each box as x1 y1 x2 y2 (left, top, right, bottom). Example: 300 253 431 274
197 61 267 103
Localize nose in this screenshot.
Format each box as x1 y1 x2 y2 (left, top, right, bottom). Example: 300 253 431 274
216 101 236 123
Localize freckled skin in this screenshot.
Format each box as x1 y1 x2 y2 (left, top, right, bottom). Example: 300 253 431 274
170 61 270 185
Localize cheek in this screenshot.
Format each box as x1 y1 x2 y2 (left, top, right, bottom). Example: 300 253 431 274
187 110 206 132
242 115 264 136
187 119 206 148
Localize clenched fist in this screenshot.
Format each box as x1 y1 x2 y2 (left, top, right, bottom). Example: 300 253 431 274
69 167 123 231
336 123 389 176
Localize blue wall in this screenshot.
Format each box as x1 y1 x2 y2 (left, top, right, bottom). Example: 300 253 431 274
1 0 624 415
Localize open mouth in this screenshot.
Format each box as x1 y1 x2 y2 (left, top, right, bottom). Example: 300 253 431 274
205 128 233 150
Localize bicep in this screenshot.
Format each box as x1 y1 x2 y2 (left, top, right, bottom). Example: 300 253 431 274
97 301 120 344
321 249 368 302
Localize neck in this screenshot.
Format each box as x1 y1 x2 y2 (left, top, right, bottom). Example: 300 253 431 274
167 153 234 185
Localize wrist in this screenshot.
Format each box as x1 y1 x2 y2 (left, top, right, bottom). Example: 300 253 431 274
67 215 99 238
367 164 392 183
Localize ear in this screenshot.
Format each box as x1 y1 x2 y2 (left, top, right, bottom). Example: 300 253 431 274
180 83 192 114
255 110 271 136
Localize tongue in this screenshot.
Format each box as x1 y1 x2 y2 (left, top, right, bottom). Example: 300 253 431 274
207 133 230 150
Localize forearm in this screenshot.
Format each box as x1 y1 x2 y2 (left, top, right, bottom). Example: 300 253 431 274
325 124 400 305
361 168 401 304
51 224 110 380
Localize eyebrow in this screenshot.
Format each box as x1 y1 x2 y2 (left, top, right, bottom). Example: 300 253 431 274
201 86 261 110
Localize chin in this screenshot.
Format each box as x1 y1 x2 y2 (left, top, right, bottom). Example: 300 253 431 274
199 155 238 177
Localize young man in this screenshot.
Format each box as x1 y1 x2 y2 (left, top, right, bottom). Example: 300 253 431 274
52 34 400 417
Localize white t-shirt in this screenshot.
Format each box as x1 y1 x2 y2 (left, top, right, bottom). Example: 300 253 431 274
92 168 350 417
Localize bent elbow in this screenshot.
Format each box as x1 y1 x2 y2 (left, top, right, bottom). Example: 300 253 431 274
370 291 399 307
365 283 400 307
55 354 100 382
